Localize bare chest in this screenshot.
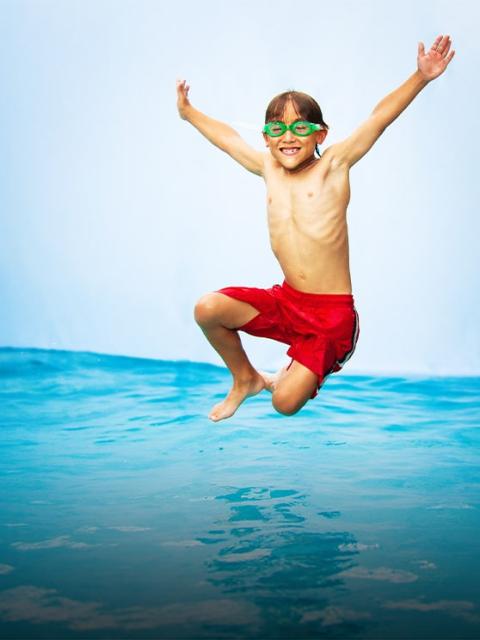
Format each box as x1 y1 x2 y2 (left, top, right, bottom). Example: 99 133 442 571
264 161 351 240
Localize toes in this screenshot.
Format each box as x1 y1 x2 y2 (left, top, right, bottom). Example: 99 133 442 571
259 371 275 392
209 405 221 420
209 403 229 422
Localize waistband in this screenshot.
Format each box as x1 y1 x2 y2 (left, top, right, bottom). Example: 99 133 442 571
281 280 354 305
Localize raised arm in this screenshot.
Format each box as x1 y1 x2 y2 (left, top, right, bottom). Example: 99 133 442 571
176 79 264 176
328 35 456 169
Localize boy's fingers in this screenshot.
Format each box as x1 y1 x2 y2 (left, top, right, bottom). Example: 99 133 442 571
429 35 442 51
418 41 425 56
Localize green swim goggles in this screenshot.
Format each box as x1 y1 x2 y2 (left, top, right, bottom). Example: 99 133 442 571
263 120 323 137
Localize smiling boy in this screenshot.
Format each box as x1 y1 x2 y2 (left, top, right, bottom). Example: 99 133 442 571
177 35 455 422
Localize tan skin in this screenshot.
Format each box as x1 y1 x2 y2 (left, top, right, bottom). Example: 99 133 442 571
262 109 352 295
177 35 455 421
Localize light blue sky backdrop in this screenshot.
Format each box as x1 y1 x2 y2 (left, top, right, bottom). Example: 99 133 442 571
1 0 478 375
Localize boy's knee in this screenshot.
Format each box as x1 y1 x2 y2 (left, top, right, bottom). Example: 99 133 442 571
272 391 302 416
194 293 221 327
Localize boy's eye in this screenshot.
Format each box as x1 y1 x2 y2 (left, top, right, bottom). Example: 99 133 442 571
293 122 309 133
270 124 284 134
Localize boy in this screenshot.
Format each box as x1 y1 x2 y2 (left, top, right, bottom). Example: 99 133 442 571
176 35 455 422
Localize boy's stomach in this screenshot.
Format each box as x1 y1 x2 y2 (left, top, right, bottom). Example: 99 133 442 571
271 237 352 295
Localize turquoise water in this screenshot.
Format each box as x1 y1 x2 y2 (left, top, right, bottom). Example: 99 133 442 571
0 347 479 639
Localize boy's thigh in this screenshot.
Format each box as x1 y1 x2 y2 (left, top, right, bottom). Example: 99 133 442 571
195 292 260 329
272 360 319 415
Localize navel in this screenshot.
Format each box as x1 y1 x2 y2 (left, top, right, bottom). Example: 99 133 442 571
307 192 314 198
268 197 272 204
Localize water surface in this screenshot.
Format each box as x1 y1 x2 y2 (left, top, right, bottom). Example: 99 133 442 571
0 348 479 639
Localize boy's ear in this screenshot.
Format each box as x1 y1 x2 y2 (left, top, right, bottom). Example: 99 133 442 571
262 132 270 147
316 129 328 145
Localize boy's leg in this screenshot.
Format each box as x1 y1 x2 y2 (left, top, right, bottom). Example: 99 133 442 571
194 292 265 422
271 360 319 416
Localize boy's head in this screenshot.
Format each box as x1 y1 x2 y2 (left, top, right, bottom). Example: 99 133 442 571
263 90 329 170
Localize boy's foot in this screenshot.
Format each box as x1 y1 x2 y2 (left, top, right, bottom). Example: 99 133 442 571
209 372 265 422
259 366 289 393
259 370 277 393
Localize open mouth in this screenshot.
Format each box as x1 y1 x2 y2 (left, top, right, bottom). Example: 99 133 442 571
280 147 301 156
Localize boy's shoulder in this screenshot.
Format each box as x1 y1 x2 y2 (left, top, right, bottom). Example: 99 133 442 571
321 144 350 170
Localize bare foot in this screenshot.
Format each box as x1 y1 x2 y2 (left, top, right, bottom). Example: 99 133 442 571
259 366 289 393
209 372 265 422
259 370 277 393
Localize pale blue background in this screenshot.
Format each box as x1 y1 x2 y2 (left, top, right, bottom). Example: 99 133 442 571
0 0 478 375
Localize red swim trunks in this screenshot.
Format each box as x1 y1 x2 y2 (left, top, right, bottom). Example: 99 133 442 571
217 280 360 399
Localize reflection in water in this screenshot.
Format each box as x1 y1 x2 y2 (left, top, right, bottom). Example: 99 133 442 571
197 486 367 638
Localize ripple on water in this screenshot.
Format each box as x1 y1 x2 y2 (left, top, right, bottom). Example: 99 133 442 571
0 348 479 639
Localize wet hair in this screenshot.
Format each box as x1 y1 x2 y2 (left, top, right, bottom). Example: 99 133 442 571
265 90 329 157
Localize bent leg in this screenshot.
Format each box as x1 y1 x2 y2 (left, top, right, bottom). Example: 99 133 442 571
271 360 319 416
194 292 261 374
194 292 265 421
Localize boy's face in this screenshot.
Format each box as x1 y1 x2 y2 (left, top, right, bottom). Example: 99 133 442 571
263 101 328 170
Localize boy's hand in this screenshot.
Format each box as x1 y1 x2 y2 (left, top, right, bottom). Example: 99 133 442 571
176 79 191 119
417 35 455 82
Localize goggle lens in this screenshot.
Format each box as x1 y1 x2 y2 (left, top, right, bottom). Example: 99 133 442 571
263 121 321 137
292 122 312 135
266 122 286 136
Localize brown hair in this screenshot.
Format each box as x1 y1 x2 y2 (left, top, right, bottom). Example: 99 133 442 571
265 90 329 156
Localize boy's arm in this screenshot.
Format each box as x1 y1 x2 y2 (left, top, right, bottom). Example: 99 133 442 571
176 79 264 176
328 35 455 169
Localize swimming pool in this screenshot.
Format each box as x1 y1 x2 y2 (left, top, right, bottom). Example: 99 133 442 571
1 347 479 639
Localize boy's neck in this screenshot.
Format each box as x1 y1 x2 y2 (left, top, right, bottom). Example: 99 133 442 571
283 155 319 175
